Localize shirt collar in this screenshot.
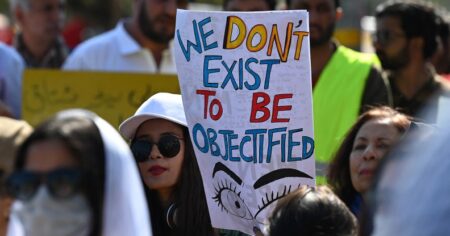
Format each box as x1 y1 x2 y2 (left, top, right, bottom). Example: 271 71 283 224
14 34 68 68
115 21 143 56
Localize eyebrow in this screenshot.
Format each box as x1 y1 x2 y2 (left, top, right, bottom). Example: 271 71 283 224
212 162 242 185
253 168 313 189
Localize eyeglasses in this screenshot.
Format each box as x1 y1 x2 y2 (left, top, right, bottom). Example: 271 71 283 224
372 30 406 45
6 168 83 201
131 134 183 162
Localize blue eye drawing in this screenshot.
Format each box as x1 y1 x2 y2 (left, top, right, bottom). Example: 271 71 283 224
213 180 253 220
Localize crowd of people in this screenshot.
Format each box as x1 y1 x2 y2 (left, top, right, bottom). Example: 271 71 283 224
1 0 450 235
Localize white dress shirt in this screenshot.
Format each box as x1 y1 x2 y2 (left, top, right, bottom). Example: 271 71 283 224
63 21 176 74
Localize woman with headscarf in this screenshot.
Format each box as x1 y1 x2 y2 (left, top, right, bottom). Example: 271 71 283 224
6 109 151 236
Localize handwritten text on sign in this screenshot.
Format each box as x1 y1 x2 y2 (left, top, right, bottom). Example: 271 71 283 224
175 10 315 235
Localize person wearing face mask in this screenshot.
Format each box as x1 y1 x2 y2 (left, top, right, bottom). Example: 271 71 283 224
327 106 411 217
119 92 213 236
6 109 151 236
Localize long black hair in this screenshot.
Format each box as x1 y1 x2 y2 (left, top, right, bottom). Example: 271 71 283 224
146 127 213 236
14 115 106 236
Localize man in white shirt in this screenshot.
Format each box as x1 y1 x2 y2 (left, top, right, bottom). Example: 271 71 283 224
0 42 25 118
64 0 188 73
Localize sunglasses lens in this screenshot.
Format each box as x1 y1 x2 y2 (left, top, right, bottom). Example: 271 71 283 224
131 140 152 162
158 135 181 158
47 168 82 199
7 171 40 201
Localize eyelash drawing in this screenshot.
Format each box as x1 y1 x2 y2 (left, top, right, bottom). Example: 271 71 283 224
213 179 241 213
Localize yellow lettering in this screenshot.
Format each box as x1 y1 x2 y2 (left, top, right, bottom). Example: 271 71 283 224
267 23 293 62
223 16 247 49
246 24 267 52
293 31 309 60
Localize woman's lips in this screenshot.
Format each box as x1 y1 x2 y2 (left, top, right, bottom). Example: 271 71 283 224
359 168 373 176
148 165 167 176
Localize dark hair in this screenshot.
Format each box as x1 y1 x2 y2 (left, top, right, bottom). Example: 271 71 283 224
146 127 213 236
223 0 277 10
437 15 449 49
375 0 440 59
14 116 105 236
327 106 410 211
286 0 341 9
269 185 357 236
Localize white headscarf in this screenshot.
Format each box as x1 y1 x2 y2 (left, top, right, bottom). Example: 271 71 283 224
7 109 152 236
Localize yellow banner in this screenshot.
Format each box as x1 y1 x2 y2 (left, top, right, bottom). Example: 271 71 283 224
22 69 180 129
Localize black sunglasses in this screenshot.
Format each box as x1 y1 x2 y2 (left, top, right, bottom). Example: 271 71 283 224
131 134 183 162
6 168 83 201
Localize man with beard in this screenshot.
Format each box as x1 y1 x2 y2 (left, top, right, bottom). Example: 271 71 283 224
288 0 391 183
374 0 450 122
9 0 68 68
63 0 188 73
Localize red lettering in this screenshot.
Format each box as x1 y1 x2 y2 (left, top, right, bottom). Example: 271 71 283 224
196 90 216 119
272 94 292 122
209 99 223 120
250 92 271 122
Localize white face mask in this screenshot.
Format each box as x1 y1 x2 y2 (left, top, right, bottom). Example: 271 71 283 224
11 186 92 236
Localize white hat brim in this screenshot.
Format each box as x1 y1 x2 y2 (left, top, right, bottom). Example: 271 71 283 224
119 113 187 140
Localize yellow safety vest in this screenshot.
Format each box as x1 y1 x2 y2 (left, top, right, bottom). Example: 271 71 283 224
313 46 378 184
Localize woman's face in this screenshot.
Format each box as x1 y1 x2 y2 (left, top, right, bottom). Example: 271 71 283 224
134 119 185 196
349 118 401 194
16 139 92 236
25 139 78 171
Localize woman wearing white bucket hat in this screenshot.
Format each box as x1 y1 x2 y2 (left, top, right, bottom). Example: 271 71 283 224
119 92 213 236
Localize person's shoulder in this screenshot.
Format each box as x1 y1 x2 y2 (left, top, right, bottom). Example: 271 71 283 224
0 42 23 65
335 45 379 65
64 25 122 69
70 27 118 55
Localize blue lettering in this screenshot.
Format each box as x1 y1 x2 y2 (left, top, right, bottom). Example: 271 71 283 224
198 17 218 51
244 57 261 90
260 59 281 89
176 20 203 62
203 55 222 88
192 123 208 153
266 127 287 163
288 128 303 162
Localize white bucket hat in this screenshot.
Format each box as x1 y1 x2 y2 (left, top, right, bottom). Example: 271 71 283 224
119 92 186 140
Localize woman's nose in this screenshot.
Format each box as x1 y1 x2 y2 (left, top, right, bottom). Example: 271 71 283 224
149 144 163 160
362 145 378 161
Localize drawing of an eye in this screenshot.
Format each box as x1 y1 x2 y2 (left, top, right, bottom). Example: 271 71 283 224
213 180 253 220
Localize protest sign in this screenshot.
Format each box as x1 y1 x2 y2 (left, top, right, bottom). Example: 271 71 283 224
174 10 314 234
22 69 180 128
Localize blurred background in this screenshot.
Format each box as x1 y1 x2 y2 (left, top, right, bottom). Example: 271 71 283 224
0 0 449 50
